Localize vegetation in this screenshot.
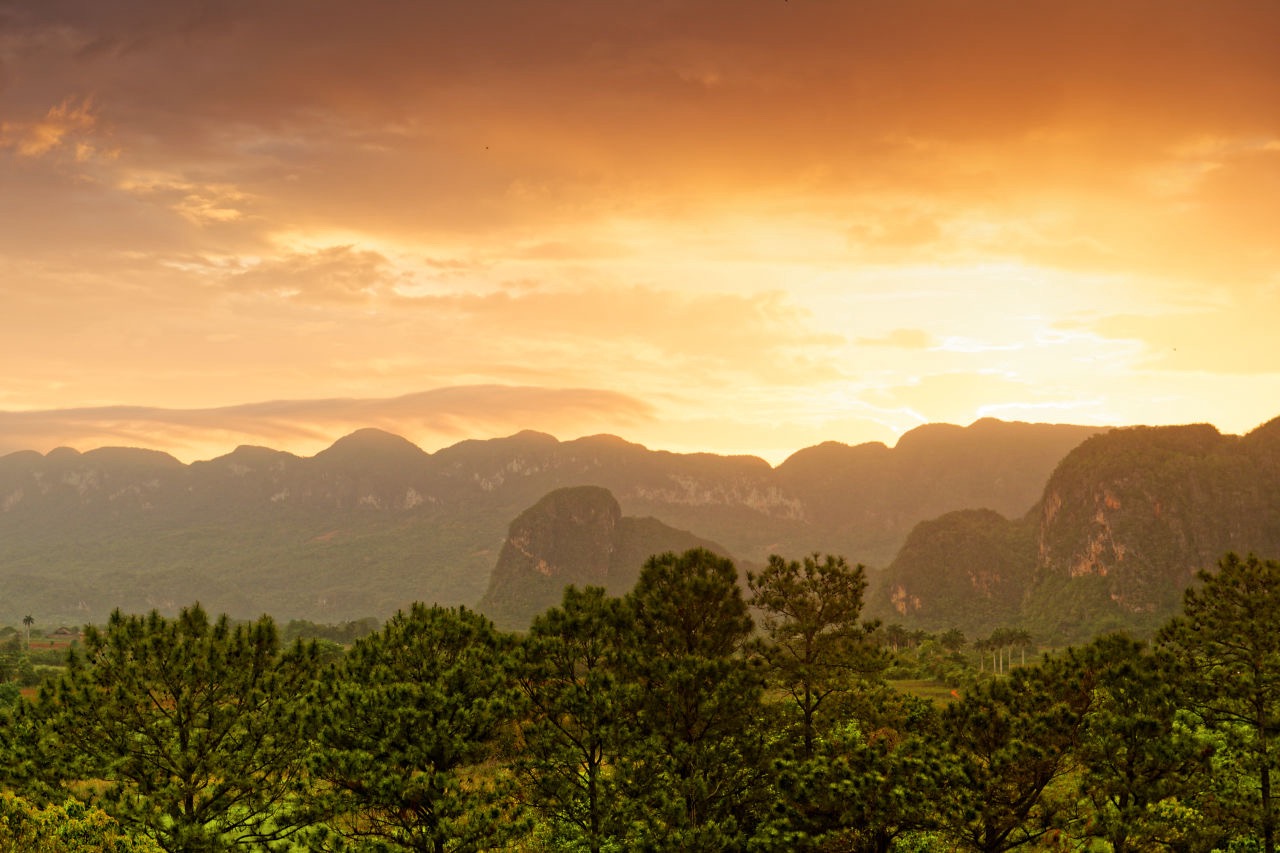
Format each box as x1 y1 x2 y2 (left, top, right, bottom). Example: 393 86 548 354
306 603 519 852
43 606 318 852
2 550 1280 852
0 420 1101 627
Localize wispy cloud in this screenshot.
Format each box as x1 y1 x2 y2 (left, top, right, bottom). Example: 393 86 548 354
0 96 102 158
855 329 935 349
0 386 656 461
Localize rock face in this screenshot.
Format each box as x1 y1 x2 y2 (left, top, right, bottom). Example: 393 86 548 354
873 417 1280 640
0 419 1101 625
479 486 727 629
1027 419 1280 636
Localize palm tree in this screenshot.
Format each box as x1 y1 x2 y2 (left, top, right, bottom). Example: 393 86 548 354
22 614 33 649
974 637 990 672
1009 628 1033 666
987 628 1013 673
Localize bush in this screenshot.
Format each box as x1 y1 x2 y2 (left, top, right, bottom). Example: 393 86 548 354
0 791 163 852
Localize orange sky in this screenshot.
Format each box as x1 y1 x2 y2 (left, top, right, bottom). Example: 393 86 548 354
2 0 1279 464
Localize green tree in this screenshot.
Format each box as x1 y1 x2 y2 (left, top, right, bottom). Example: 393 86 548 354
939 654 1095 853
513 586 626 852
762 691 953 853
939 628 967 653
1158 552 1280 853
880 624 910 653
1007 629 1033 667
0 697 63 799
22 615 33 650
1067 633 1218 853
747 553 885 758
0 633 20 685
614 548 768 851
306 603 519 853
43 605 318 853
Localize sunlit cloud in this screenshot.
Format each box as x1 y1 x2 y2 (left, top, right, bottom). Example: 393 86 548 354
0 96 101 158
0 386 656 462
856 329 936 349
1 1 1278 463
228 246 402 303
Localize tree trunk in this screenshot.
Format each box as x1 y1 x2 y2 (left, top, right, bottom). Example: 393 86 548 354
1263 735 1274 853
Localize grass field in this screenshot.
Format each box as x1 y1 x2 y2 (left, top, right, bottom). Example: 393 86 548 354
891 679 961 705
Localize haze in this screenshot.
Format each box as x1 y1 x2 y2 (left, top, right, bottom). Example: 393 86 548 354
2 1 1278 464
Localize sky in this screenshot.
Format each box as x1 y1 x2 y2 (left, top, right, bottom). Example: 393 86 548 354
2 0 1279 465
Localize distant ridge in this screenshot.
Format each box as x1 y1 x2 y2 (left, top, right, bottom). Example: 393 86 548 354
0 418 1102 626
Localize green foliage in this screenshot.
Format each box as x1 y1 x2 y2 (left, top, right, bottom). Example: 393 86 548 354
513 586 626 853
281 617 380 646
43 604 318 852
4 547 1280 853
939 653 1095 853
1158 553 1280 853
760 702 953 853
748 553 886 757
613 548 770 851
0 698 63 800
1064 634 1219 853
306 604 521 853
0 791 163 852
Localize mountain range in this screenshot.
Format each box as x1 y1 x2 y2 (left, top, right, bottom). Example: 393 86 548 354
878 418 1280 640
0 418 1098 627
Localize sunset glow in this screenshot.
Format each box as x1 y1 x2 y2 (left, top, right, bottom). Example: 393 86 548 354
2 1 1279 463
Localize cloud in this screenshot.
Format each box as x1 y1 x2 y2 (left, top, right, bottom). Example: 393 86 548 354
872 372 1042 426
847 209 943 255
0 96 100 158
1 0 1278 464
856 329 935 349
3 2 1277 277
1091 302 1280 375
228 245 401 303
0 385 656 460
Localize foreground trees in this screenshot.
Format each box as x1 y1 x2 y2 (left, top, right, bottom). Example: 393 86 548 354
307 604 518 853
10 548 1280 852
513 549 776 852
939 655 1094 853
615 548 769 851
513 586 625 853
44 605 316 852
748 553 886 758
1159 552 1280 853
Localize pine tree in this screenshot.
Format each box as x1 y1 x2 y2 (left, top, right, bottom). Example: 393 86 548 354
1068 633 1218 853
512 585 626 852
43 604 318 853
1158 552 1280 853
613 548 769 851
760 692 953 853
939 653 1095 853
747 552 885 758
305 603 519 853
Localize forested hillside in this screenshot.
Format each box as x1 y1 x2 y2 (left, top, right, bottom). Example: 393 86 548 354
477 485 729 628
874 417 1280 640
0 419 1097 625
